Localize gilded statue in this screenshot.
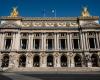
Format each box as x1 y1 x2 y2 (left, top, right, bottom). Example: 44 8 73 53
81 7 90 17
10 7 19 17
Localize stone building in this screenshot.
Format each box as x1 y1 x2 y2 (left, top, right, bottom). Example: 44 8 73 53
0 7 100 72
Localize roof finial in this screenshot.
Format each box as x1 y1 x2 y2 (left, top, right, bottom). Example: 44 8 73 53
81 7 90 17
10 7 19 17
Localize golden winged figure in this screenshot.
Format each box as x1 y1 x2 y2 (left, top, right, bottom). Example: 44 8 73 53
81 7 90 17
10 7 19 17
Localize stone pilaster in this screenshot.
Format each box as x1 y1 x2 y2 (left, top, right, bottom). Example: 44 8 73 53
69 33 73 50
56 33 59 50
85 33 89 50
82 32 86 50
67 33 70 51
1 33 5 50
28 34 31 50
70 53 75 67
43 33 46 51
96 33 99 48
40 53 47 67
26 53 33 67
54 33 57 50
15 32 20 50
54 53 60 67
12 33 16 50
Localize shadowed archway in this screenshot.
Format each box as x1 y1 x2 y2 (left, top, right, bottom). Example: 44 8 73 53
74 54 82 67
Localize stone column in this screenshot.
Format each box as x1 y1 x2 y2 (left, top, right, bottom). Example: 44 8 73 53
41 33 44 51
12 33 16 50
54 33 57 51
67 33 70 51
69 33 73 50
40 53 47 67
96 33 99 48
56 33 59 50
85 33 89 50
80 33 84 50
26 53 33 67
15 32 20 50
43 33 46 51
30 34 33 50
1 33 5 50
28 34 31 50
82 33 86 50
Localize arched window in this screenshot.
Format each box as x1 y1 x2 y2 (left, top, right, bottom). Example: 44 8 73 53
91 54 99 67
33 55 40 67
19 55 26 67
47 55 54 67
74 54 82 67
60 55 67 67
1 54 9 67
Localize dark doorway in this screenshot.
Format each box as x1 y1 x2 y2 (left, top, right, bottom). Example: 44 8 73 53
19 55 26 67
47 55 53 67
91 54 99 67
33 55 40 67
60 55 67 67
74 55 82 67
1 54 9 67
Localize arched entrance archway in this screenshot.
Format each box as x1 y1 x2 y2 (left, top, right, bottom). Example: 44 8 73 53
74 54 82 67
33 55 40 67
47 55 53 67
60 55 67 67
19 55 26 67
1 54 9 67
91 54 99 67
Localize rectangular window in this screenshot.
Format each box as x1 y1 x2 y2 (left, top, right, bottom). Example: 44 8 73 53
35 39 40 49
73 39 79 49
60 39 66 50
48 39 53 50
21 39 28 49
89 38 95 48
5 39 12 50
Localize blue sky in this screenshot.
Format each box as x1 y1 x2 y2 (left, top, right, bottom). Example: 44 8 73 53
0 0 100 17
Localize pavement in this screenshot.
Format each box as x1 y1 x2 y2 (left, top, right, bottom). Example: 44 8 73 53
0 71 100 80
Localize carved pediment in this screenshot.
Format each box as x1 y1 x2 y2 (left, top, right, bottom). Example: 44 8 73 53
81 22 100 28
0 22 20 28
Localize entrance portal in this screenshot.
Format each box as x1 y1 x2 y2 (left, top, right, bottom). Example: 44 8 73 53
91 54 99 67
47 55 53 67
60 55 67 67
19 55 26 67
33 55 40 67
74 54 82 67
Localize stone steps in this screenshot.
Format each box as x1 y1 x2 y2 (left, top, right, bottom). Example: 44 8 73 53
5 67 100 72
